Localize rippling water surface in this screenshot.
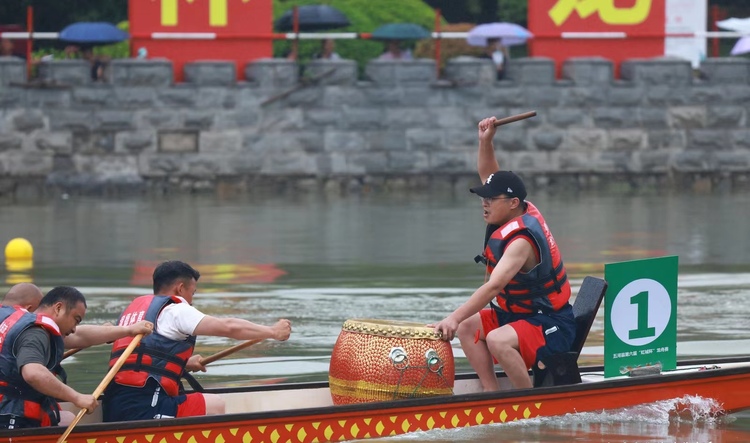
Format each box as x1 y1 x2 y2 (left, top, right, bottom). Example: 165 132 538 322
2 192 750 441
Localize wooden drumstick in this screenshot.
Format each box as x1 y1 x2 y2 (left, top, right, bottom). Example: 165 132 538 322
492 111 537 127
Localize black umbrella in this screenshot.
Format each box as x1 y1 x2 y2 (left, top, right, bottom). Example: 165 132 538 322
275 5 350 32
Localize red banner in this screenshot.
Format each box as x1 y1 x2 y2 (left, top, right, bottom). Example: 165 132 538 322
529 0 666 77
129 0 273 81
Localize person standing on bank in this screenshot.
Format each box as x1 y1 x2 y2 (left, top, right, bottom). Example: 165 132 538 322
0 286 153 429
102 260 293 422
432 116 574 391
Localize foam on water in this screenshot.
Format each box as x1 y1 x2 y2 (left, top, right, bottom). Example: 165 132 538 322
352 395 730 442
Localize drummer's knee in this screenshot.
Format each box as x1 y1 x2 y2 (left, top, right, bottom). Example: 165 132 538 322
456 314 480 340
203 393 225 415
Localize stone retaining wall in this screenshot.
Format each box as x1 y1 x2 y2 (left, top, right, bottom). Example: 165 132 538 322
1 55 749 200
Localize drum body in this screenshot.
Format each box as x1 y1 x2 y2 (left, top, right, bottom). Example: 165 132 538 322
329 319 455 405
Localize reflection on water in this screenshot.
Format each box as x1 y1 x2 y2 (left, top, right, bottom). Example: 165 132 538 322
2 192 750 441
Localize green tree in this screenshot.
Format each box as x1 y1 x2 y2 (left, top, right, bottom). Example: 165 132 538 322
273 0 441 72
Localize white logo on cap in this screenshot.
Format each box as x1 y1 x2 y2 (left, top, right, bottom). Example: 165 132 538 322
486 174 494 184
507 187 513 193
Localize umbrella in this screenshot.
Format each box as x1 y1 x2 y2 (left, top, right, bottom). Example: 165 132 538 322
466 22 532 47
275 5 350 32
371 23 431 40
731 36 750 56
59 22 129 45
716 17 750 33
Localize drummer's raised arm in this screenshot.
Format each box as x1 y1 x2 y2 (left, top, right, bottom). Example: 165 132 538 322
477 117 501 183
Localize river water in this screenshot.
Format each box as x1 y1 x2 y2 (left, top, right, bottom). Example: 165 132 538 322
2 191 750 442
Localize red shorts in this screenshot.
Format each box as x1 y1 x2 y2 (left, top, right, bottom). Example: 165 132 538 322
177 392 207 417
480 308 545 369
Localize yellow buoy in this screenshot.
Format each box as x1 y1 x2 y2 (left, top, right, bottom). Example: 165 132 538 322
5 238 34 261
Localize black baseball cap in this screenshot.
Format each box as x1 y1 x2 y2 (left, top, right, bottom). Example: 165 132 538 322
469 170 527 201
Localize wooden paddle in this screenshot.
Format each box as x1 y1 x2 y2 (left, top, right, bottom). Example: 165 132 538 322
198 338 265 366
57 334 144 443
62 348 82 360
493 110 537 127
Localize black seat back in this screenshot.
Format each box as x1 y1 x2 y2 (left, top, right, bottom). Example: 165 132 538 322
532 276 608 387
570 276 608 357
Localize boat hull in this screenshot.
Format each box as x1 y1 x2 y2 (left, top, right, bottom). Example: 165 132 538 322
3 358 750 443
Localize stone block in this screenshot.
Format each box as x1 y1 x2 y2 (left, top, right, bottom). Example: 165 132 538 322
184 61 237 86
429 151 472 172
111 59 173 87
199 131 242 152
699 58 750 84
364 59 436 85
0 133 22 152
34 132 72 154
37 60 91 86
306 59 358 85
324 130 368 152
72 131 116 154
159 130 199 153
261 151 317 174
706 106 744 128
505 57 555 85
620 57 693 87
73 88 114 106
4 151 53 175
0 57 26 86
345 151 388 174
687 129 730 151
114 87 157 107
562 57 614 85
638 108 669 129
115 131 156 153
608 129 646 151
532 130 564 152
668 107 706 129
639 150 672 172
244 58 299 88
444 56 497 86
563 128 608 152
732 130 750 150
388 150 429 172
12 110 46 133
592 107 638 128
672 150 715 171
647 130 685 150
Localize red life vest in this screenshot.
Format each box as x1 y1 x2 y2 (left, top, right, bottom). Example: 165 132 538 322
0 306 65 427
109 295 196 396
483 201 571 314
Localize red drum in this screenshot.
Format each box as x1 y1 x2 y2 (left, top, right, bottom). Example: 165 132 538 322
328 319 455 405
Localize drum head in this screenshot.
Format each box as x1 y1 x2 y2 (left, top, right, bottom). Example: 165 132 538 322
342 318 441 340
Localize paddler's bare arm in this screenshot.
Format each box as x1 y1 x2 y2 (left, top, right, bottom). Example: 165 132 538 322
432 239 532 340
193 316 292 342
22 363 98 413
477 117 501 183
63 320 153 349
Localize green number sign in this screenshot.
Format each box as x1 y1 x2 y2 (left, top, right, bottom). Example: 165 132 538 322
604 256 678 378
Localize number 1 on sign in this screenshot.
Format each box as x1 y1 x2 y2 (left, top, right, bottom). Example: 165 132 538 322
629 291 656 340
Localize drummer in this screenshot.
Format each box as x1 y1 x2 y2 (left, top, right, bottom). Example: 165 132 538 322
432 116 575 391
101 260 292 422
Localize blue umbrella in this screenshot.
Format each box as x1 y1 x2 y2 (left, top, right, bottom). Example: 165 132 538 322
275 5 350 32
371 23 431 40
59 22 129 45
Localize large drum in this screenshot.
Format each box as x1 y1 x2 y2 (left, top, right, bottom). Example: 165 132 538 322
328 319 455 405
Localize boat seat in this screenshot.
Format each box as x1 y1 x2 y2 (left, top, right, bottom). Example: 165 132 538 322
532 276 608 388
